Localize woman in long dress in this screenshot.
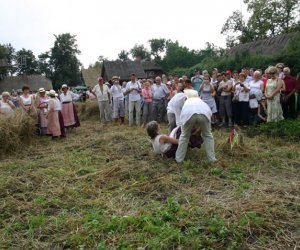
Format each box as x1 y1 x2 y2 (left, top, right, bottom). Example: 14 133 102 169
46 90 66 139
59 84 80 129
35 88 49 135
265 66 284 122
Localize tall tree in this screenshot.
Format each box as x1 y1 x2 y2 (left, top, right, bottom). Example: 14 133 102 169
15 49 37 75
0 43 16 76
148 38 166 61
130 44 151 60
222 0 300 47
50 33 82 89
118 50 130 61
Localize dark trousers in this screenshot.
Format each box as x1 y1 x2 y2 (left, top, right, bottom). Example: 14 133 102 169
235 101 249 125
282 94 296 119
152 99 165 123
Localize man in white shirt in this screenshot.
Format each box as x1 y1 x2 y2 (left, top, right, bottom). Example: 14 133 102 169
152 76 170 123
175 89 216 163
167 82 186 133
92 76 111 123
125 73 142 126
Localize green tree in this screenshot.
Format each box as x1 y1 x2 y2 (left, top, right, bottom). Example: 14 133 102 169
148 38 166 61
50 33 82 89
15 49 38 75
0 43 15 76
118 50 130 61
130 44 151 60
89 55 107 69
37 52 53 78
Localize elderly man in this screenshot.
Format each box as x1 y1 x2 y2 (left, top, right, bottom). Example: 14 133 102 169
175 89 216 163
125 73 142 126
282 67 298 119
152 76 170 123
92 76 111 123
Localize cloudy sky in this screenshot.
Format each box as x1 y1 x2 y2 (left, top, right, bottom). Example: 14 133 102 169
0 0 248 68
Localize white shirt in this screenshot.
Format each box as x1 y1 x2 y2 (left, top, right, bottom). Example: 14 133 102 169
59 91 76 103
110 84 124 100
0 100 14 114
180 97 212 125
152 135 172 154
167 93 186 126
235 82 250 102
126 81 141 102
249 80 263 94
152 83 170 100
48 98 61 111
20 95 32 105
92 84 110 101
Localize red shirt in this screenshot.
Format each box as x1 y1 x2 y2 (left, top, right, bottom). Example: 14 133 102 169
283 75 297 93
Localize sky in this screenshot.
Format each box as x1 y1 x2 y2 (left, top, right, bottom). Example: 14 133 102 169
0 0 248 68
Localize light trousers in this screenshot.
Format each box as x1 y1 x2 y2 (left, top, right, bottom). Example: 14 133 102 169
98 100 111 123
129 100 141 125
175 114 216 163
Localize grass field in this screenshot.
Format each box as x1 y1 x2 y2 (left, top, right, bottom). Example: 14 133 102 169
0 119 299 249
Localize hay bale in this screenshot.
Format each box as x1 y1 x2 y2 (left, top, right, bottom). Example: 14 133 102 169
0 110 36 155
75 100 99 121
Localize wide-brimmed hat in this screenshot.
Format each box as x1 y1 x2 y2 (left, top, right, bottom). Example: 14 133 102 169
39 88 46 93
47 89 58 97
1 91 10 97
111 76 119 82
61 84 68 90
184 89 198 98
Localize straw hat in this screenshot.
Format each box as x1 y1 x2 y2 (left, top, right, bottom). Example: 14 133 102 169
47 90 58 97
61 84 68 90
1 91 10 97
39 88 46 93
184 89 199 98
111 76 119 82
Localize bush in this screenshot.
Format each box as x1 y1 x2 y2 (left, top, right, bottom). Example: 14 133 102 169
0 111 36 155
246 119 300 142
75 100 99 121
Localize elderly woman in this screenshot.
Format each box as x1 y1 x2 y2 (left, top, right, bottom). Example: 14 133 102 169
0 91 15 115
265 66 284 122
110 76 125 124
59 84 80 129
19 85 37 117
249 70 264 124
35 88 49 135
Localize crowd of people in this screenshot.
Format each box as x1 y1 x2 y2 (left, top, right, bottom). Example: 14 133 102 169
0 84 80 139
1 63 299 162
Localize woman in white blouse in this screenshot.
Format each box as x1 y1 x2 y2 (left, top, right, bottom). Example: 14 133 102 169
59 84 80 129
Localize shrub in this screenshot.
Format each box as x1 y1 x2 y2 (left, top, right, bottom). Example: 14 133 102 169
246 119 300 142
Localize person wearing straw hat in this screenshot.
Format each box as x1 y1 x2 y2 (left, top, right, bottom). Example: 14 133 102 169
35 88 49 135
110 76 125 124
175 89 216 163
0 91 15 115
46 90 66 139
59 84 80 129
91 77 112 123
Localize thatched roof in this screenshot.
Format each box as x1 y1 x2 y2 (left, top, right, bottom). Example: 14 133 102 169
229 31 300 56
102 61 146 81
141 61 164 71
0 75 53 93
81 67 101 87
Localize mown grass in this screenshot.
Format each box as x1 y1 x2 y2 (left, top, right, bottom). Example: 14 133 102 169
0 120 299 249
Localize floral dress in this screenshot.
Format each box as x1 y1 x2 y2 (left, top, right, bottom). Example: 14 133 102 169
266 78 284 122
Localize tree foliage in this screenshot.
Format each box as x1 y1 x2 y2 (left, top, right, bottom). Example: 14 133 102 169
38 33 82 89
15 49 37 75
148 38 166 61
130 44 151 60
222 0 300 47
118 50 130 61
